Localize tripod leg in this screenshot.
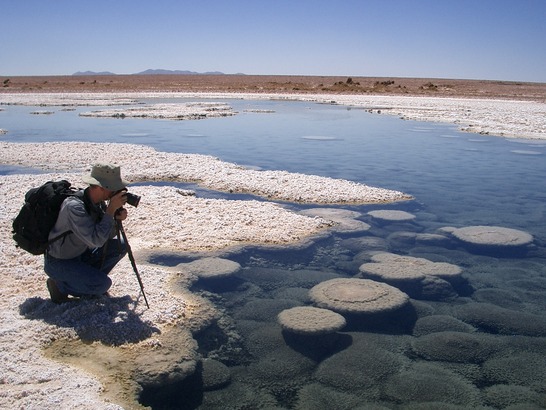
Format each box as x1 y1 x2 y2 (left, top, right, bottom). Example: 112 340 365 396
117 220 150 308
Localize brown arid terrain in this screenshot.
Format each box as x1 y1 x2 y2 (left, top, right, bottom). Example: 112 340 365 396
1 74 545 102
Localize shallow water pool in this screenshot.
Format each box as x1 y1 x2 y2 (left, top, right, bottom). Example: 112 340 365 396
2 98 546 409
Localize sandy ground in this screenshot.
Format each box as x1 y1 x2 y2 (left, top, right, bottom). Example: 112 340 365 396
2 74 546 102
0 87 545 409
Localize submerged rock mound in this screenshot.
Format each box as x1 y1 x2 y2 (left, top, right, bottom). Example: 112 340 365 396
299 208 371 233
358 252 463 300
277 306 346 336
411 331 498 363
179 257 242 280
451 225 533 256
309 278 409 315
277 306 349 360
359 252 462 281
412 315 476 336
367 209 416 223
453 302 546 337
309 278 416 332
383 362 482 406
201 358 231 391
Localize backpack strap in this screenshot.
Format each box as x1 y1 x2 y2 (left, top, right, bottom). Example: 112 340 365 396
48 230 73 246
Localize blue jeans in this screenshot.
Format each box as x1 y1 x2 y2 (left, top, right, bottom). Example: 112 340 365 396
44 238 127 297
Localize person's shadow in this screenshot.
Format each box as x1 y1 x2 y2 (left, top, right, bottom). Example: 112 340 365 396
19 295 160 346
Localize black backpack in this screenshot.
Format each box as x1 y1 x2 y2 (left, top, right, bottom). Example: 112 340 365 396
12 180 82 255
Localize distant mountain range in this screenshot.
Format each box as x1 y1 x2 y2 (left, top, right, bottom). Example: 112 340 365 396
137 69 225 75
73 69 229 76
73 71 117 76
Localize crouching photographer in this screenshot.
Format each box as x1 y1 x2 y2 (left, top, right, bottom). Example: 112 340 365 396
44 163 139 304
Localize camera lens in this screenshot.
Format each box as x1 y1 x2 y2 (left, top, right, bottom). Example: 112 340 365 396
125 192 141 207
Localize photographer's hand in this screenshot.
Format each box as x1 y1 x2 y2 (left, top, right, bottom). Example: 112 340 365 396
106 191 127 217
115 207 128 221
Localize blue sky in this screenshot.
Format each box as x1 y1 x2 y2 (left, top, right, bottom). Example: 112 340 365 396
2 0 545 82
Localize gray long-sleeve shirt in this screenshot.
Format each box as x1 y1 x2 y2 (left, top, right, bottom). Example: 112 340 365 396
47 193 115 259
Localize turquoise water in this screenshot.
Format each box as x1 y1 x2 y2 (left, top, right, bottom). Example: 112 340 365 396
2 99 546 408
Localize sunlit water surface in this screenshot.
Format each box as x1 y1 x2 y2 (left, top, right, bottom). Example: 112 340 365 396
2 99 546 409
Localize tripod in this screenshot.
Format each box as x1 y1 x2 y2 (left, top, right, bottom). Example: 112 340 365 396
116 219 150 309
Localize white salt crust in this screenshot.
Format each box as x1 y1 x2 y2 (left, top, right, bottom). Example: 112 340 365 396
1 91 545 140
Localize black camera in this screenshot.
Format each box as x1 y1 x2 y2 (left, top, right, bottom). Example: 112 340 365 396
125 192 141 207
112 189 141 207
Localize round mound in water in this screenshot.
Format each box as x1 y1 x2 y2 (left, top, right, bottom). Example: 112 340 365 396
277 306 346 336
451 226 533 256
367 210 416 222
179 257 241 279
359 252 462 282
309 278 409 315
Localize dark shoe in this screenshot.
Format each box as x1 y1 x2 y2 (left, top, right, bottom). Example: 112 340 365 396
46 278 69 304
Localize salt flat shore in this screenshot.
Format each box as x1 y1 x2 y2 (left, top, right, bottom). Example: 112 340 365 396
0 91 544 409
1 91 545 139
